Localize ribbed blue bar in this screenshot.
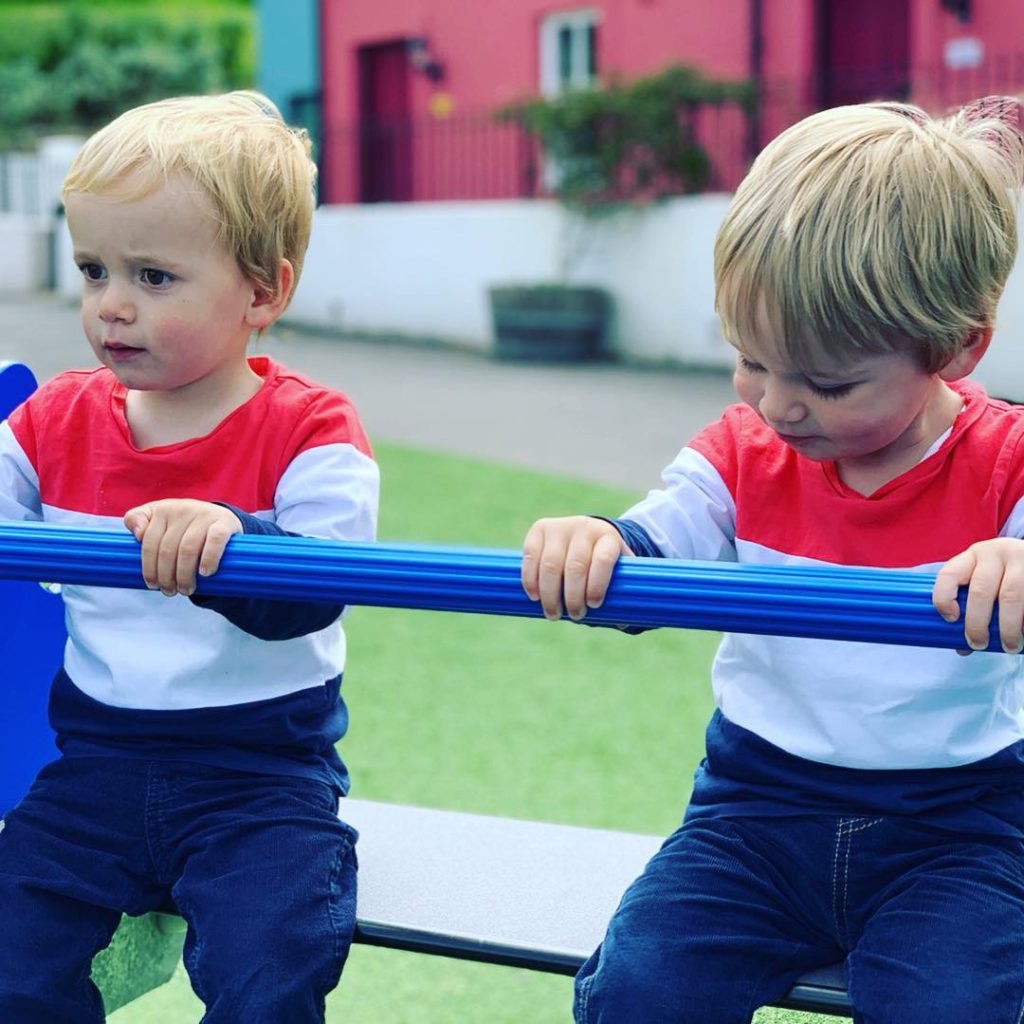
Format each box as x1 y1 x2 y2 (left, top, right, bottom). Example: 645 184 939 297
0 522 996 652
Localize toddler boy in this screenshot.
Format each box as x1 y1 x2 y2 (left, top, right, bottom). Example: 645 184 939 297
524 100 1024 1022
0 92 379 1023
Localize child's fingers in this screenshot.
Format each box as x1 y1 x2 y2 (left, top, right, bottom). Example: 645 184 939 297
521 521 547 601
535 542 568 620
523 517 591 620
173 518 212 595
123 503 154 541
562 533 599 620
932 550 974 623
137 510 172 592
153 516 190 596
194 517 241 583
563 525 625 620
585 531 627 610
960 548 1005 651
526 519 570 620
995 561 1024 654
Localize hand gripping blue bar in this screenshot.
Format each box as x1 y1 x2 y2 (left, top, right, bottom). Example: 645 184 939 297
0 522 995 652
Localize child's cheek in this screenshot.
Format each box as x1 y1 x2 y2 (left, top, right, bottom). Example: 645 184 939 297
732 373 761 412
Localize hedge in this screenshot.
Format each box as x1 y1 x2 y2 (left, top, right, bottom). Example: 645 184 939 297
0 2 255 146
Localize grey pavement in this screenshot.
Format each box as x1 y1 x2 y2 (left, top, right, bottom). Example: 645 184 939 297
0 290 737 493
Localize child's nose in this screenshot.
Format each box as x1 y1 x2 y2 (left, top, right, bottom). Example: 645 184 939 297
98 281 135 324
758 379 807 425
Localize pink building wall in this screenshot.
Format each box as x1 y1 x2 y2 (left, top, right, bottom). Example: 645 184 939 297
912 2 1024 110
320 0 755 123
319 0 1024 203
319 0 757 202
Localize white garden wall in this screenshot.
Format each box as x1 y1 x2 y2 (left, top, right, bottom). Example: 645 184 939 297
288 196 737 367
0 215 52 292
45 190 1024 400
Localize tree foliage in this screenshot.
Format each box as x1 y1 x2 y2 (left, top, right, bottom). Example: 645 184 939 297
0 2 253 147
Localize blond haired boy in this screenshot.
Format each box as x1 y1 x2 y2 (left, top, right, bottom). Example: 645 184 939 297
523 101 1024 1022
0 92 378 1022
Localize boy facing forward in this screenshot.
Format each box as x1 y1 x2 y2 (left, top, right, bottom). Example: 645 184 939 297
523 102 1024 1023
0 93 379 1023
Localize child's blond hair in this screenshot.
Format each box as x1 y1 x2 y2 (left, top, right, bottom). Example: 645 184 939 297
62 91 315 305
715 101 1023 372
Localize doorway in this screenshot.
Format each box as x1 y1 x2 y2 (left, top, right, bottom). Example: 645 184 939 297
358 41 413 202
816 0 911 107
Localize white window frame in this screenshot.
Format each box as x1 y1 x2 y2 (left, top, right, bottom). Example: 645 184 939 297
539 9 600 97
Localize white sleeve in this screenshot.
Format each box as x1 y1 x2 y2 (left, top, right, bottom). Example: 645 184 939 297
273 441 379 543
622 447 737 561
0 421 42 521
1000 494 1024 539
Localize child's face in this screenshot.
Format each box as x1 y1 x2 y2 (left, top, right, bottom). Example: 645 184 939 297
65 174 260 397
731 331 951 473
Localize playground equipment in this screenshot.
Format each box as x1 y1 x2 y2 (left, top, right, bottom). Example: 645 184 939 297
9 357 998 1016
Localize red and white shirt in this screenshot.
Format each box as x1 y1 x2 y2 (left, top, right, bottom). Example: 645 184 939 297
623 381 1024 770
0 357 379 785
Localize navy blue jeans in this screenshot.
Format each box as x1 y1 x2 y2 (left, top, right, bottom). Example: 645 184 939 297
0 756 358 1024
575 813 1024 1024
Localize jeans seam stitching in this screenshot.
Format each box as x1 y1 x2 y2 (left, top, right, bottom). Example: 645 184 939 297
842 821 853 941
576 971 593 1022
832 818 846 946
846 817 882 834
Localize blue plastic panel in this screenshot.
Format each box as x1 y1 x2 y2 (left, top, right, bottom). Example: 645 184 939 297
0 363 65 814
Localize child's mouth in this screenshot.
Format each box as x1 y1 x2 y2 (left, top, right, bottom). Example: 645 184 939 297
104 342 145 361
777 433 818 448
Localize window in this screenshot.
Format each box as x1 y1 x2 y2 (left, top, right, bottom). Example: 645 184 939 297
539 9 599 97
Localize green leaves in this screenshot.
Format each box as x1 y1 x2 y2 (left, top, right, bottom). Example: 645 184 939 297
497 63 753 211
0 3 253 147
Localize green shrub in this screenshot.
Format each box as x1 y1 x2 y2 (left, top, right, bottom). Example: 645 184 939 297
54 36 228 127
0 2 253 146
497 63 753 209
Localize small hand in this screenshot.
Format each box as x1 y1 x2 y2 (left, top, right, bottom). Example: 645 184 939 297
521 515 632 621
123 499 242 597
932 538 1024 654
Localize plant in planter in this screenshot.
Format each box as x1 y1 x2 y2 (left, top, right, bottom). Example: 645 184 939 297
487 63 752 362
488 283 611 364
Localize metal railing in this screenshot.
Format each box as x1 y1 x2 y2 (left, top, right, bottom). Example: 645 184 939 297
318 56 1024 205
5 57 1024 211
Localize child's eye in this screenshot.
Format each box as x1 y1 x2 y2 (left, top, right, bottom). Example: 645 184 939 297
140 268 173 288
738 356 766 373
78 262 106 282
808 381 856 400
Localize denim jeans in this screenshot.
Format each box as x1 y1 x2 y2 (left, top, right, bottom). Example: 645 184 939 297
575 813 1024 1024
0 755 358 1024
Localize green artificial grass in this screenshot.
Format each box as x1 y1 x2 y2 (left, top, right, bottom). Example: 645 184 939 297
108 442 847 1024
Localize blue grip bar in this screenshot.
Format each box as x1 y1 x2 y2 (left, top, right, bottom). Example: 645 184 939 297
0 522 994 652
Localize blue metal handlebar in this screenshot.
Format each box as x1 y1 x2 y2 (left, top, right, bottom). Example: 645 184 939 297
0 522 992 653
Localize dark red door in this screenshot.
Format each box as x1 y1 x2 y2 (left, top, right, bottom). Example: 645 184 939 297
817 0 910 107
358 42 413 202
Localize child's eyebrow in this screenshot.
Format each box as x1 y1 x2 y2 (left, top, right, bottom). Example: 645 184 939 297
122 251 184 268
73 249 185 271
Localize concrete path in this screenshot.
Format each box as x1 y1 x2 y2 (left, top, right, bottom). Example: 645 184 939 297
0 290 737 493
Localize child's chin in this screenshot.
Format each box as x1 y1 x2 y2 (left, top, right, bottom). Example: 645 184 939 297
778 434 827 457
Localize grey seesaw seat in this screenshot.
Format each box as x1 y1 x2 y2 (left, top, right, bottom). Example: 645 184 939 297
342 799 851 1017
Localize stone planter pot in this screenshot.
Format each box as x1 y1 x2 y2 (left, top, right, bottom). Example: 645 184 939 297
488 285 612 362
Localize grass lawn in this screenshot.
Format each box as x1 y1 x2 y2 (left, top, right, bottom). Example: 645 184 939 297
109 441 847 1024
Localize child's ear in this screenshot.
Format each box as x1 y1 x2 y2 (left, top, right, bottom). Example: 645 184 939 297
938 328 993 382
244 260 295 331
